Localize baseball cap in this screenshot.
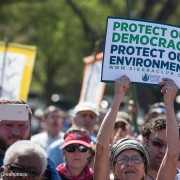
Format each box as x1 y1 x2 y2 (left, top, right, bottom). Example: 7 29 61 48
115 111 131 125
74 101 99 116
61 132 91 149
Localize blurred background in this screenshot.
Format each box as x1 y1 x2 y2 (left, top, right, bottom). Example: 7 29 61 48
0 0 179 117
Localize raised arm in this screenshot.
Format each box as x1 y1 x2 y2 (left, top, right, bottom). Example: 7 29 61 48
156 78 179 180
93 75 130 180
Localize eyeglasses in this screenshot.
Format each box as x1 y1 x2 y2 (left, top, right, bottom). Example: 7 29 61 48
114 124 126 131
116 156 144 164
149 139 167 149
65 145 89 153
5 163 40 177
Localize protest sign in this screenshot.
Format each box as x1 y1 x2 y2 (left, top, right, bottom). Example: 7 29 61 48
101 17 180 88
0 41 36 100
79 52 106 108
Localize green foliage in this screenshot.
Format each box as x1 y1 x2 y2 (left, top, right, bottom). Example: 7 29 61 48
0 0 179 109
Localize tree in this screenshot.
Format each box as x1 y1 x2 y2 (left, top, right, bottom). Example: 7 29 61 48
0 0 179 111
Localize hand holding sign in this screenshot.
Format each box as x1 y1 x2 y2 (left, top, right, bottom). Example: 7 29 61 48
159 78 178 104
114 75 130 98
101 17 180 88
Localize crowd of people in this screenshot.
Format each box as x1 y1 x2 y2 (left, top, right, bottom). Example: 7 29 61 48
0 75 179 180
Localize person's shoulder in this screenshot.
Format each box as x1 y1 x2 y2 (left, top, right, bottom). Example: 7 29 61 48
46 158 61 180
31 131 47 140
49 139 64 149
59 131 64 137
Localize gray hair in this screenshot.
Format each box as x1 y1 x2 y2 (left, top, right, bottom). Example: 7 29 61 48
3 140 47 174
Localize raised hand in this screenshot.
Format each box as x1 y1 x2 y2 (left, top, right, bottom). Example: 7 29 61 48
159 78 178 104
114 75 130 98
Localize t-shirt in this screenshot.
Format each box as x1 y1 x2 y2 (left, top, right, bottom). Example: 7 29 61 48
47 139 65 167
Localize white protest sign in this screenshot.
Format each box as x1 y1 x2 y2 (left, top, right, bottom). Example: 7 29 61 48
0 42 36 101
0 52 25 99
79 52 106 107
101 17 180 88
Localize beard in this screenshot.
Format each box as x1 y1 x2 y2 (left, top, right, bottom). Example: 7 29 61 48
0 131 31 154
0 137 10 153
149 157 161 171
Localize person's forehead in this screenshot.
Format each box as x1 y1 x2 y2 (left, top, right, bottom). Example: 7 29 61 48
77 110 96 116
0 120 30 125
149 129 166 142
120 149 141 156
47 110 62 116
67 143 85 146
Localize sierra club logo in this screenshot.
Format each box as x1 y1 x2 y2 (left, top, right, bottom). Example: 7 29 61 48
142 73 149 81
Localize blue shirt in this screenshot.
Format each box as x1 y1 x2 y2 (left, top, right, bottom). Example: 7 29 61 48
47 139 65 168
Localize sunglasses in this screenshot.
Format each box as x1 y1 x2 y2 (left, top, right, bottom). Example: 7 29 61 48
5 163 40 177
65 145 89 153
116 155 144 164
149 139 167 149
114 123 126 131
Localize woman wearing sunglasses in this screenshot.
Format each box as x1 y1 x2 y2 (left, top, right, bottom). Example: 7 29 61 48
94 75 150 180
56 128 94 180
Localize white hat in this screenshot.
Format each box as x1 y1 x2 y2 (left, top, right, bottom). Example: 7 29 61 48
74 102 99 116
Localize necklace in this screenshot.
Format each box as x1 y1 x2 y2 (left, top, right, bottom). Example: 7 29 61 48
147 173 155 180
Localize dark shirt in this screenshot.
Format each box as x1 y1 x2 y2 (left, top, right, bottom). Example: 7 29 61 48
0 154 4 166
46 158 61 180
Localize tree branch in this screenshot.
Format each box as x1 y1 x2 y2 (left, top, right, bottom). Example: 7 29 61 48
66 0 96 45
0 0 44 5
156 0 179 22
139 0 158 19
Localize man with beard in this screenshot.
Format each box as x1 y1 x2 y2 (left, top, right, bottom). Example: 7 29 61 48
0 100 31 166
0 100 60 180
141 113 180 179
